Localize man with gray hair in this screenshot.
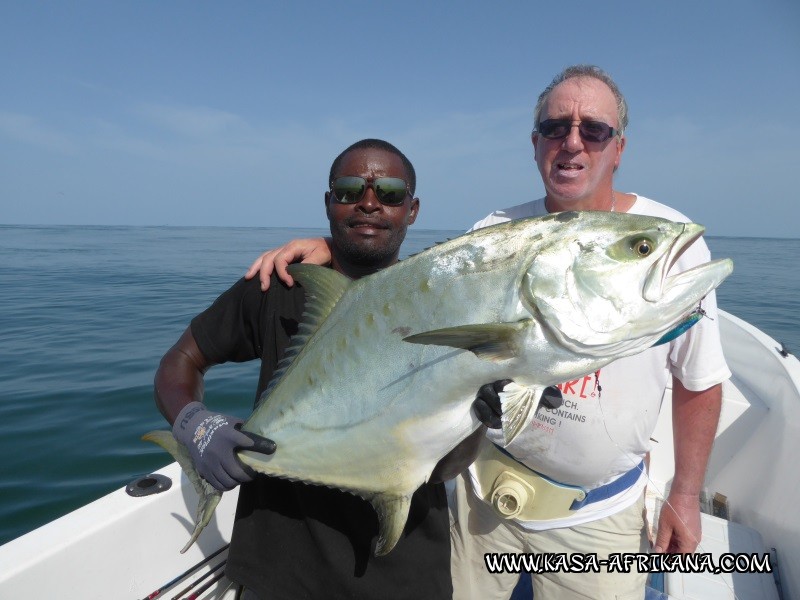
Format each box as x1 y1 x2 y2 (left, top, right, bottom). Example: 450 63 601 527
449 64 728 599
243 65 729 599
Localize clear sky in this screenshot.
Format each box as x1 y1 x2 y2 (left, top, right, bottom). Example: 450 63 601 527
2 0 798 238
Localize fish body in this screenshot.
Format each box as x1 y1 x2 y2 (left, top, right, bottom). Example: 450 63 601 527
145 211 733 555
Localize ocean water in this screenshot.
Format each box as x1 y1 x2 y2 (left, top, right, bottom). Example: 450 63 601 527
0 225 798 546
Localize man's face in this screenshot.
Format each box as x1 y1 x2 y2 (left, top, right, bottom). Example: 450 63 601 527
532 77 626 207
325 147 419 267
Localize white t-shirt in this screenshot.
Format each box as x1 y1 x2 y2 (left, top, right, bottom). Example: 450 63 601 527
467 195 731 530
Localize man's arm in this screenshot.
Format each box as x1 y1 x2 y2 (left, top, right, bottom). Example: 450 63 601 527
244 237 333 291
154 327 275 491
154 327 212 425
429 426 487 483
655 379 721 553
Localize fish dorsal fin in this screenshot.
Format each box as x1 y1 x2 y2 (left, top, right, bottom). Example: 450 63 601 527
366 492 412 556
402 237 454 260
403 320 532 362
288 263 352 327
258 264 352 405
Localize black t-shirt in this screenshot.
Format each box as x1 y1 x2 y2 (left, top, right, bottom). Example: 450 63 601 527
190 275 452 599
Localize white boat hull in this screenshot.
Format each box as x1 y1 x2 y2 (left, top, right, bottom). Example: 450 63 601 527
0 462 239 599
1 310 798 599
648 310 800 599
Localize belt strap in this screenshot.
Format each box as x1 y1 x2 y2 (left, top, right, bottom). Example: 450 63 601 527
570 461 645 510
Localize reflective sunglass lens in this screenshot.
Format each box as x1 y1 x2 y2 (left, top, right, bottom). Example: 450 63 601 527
374 178 408 205
332 177 366 203
331 176 409 205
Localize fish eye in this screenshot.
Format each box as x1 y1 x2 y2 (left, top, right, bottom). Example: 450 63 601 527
632 237 654 257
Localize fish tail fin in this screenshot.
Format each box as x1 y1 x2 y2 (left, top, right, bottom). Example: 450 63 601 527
369 493 412 557
142 430 223 553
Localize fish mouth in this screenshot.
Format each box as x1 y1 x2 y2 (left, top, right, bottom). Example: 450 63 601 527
643 221 733 319
643 222 704 302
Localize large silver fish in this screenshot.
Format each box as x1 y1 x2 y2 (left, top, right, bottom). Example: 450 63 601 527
145 211 733 556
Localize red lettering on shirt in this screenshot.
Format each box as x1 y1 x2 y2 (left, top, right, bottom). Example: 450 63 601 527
578 375 594 398
560 380 578 395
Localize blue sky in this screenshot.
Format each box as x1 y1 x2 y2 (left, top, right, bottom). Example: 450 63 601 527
2 1 798 238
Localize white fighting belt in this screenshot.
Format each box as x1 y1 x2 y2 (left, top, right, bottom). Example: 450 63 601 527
474 441 586 522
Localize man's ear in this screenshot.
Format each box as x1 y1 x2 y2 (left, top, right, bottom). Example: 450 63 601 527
531 131 539 161
408 198 419 225
613 135 626 171
324 191 332 219
614 135 627 168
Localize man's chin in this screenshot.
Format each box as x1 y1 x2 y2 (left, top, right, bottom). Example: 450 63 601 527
347 244 397 266
545 184 592 207
334 237 399 266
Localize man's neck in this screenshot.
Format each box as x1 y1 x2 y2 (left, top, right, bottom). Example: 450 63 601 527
330 253 399 280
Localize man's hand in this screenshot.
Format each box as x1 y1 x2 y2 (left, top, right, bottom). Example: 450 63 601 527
472 380 563 429
244 237 333 292
654 490 702 553
172 402 276 491
471 379 511 429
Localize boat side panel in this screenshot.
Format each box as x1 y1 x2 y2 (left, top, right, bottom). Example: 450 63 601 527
0 462 238 598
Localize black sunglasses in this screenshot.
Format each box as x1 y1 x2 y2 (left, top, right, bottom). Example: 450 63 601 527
536 119 619 143
330 176 411 206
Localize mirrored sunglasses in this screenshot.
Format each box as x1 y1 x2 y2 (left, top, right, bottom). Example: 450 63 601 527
330 176 410 206
536 119 619 143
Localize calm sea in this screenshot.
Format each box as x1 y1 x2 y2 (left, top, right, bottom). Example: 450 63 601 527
1 225 798 546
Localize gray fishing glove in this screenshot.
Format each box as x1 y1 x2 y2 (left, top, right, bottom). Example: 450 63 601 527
472 380 564 429
172 401 276 491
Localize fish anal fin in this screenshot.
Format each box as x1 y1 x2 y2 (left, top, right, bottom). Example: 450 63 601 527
403 320 532 362
368 493 412 556
498 382 544 446
142 430 222 553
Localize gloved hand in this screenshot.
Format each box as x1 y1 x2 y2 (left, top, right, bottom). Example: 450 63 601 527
472 380 565 430
471 379 511 429
172 401 276 491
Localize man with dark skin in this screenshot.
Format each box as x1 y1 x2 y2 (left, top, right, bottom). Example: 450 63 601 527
242 66 729 599
154 139 484 599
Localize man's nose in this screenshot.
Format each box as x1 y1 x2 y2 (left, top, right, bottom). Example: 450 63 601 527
562 123 584 152
356 188 382 212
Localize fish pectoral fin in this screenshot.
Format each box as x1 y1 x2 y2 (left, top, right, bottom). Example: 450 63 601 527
367 492 412 556
403 320 531 362
498 382 544 447
142 430 222 553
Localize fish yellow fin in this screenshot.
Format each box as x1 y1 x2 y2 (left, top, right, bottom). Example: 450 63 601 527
497 382 544 446
142 430 223 553
403 320 532 362
367 493 412 556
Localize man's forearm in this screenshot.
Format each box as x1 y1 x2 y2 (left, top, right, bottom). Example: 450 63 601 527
671 379 722 496
154 328 212 425
429 426 487 483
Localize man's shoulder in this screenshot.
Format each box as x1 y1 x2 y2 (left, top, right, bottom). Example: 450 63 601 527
629 194 693 223
222 274 305 301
